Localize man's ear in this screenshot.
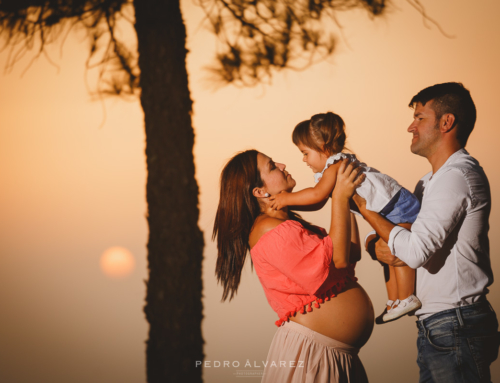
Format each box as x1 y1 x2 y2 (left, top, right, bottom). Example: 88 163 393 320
253 187 267 198
439 113 456 133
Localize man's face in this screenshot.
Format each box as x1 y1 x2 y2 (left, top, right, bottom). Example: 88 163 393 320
407 101 441 158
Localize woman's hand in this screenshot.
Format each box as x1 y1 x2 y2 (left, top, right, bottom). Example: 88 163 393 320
332 158 365 201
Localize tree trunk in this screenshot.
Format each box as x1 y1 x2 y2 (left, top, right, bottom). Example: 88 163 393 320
134 0 204 382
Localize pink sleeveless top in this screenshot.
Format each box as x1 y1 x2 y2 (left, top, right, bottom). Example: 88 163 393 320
250 220 357 326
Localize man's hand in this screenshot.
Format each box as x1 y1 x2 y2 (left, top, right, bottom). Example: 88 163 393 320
269 191 290 210
367 235 408 267
352 193 367 212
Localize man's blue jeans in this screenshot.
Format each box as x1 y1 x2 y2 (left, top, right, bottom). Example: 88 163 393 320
416 300 499 382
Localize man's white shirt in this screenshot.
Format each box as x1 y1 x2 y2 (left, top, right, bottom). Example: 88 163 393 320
388 148 493 319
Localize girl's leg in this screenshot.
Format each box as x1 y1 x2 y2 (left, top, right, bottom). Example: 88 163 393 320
376 264 399 324
394 266 415 300
394 223 415 300
385 264 398 310
381 222 421 322
383 264 420 322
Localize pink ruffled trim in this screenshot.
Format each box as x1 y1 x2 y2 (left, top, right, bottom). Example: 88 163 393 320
274 275 358 327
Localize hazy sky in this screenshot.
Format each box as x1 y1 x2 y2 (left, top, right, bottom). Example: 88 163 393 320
1 1 500 382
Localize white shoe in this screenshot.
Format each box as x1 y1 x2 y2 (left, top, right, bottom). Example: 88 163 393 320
375 300 397 325
382 294 422 322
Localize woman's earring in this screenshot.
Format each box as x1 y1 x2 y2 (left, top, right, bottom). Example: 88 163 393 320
264 193 270 197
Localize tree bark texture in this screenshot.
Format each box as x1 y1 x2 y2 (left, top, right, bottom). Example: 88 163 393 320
134 0 204 381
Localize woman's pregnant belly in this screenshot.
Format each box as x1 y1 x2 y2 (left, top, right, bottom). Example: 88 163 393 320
289 280 374 348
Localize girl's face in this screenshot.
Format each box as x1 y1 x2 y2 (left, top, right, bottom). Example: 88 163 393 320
296 143 328 173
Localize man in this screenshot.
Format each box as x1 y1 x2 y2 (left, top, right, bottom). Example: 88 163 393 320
354 82 499 382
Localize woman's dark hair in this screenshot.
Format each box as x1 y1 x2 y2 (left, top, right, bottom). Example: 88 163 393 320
213 150 262 302
409 82 476 147
213 149 322 301
292 112 347 156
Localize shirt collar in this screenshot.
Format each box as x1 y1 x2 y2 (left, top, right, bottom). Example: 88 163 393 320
443 148 468 167
430 148 468 179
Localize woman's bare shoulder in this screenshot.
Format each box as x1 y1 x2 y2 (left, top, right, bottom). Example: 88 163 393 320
249 216 287 249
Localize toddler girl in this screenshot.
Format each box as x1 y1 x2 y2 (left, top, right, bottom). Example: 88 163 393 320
269 112 421 323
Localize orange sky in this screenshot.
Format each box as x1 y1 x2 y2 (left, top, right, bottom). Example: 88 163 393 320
1 1 500 382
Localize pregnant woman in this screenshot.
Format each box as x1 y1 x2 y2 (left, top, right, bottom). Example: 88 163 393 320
213 150 374 382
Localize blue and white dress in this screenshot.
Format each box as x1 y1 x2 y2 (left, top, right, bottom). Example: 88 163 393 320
315 153 420 224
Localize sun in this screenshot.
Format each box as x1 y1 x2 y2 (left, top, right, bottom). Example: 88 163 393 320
100 246 136 278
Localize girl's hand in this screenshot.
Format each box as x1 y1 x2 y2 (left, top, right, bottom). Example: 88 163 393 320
269 191 289 210
333 158 365 201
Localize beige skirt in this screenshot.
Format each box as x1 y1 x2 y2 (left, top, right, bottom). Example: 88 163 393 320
261 321 368 383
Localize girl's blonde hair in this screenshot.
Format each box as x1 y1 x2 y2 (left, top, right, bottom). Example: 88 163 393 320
292 112 346 156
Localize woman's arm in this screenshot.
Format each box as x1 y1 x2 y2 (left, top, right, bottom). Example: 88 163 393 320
329 159 364 268
269 164 339 210
349 213 362 264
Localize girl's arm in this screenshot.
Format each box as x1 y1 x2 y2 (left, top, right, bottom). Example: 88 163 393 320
329 159 364 269
269 163 340 210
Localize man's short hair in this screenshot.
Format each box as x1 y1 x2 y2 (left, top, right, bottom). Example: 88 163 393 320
409 82 476 147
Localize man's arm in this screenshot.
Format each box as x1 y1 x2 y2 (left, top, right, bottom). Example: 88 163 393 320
354 198 395 243
365 233 408 267
356 169 468 269
353 196 407 265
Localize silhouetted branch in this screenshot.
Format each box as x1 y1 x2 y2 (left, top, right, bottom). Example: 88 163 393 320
0 0 448 91
198 0 388 86
406 0 455 38
0 0 138 95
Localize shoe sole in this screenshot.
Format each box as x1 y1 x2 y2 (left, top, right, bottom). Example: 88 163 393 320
382 302 422 323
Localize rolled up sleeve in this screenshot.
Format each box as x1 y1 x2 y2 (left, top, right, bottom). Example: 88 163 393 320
364 230 377 248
